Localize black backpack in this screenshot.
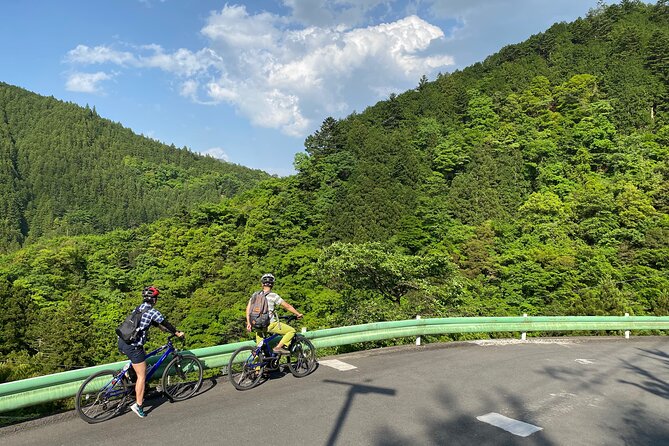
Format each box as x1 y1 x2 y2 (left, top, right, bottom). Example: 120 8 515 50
116 306 147 343
249 291 270 329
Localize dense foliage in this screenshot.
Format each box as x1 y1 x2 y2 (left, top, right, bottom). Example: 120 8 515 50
1 1 668 420
0 83 269 251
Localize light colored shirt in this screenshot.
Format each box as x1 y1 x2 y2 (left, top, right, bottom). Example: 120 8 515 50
263 292 284 323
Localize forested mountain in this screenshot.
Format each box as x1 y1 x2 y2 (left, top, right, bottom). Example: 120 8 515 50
0 83 269 251
1 0 668 418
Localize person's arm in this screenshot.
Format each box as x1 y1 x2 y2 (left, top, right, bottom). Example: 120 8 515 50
280 301 303 318
156 319 185 337
246 298 252 332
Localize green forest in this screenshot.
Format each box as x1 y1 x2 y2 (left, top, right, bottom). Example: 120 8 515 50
0 83 269 251
0 0 668 417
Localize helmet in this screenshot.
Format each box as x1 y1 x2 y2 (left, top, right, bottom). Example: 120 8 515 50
260 273 275 286
142 286 160 301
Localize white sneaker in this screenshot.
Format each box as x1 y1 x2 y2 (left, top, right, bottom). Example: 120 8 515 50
130 403 146 418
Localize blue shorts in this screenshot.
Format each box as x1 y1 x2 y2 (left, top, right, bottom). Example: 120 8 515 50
118 338 146 364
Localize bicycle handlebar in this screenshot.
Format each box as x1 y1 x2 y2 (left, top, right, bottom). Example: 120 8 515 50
167 333 186 344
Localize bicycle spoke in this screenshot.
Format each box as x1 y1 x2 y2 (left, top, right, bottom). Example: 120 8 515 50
162 355 203 401
228 346 263 390
288 337 317 378
75 370 129 423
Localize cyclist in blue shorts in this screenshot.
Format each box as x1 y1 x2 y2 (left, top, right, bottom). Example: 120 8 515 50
118 286 184 418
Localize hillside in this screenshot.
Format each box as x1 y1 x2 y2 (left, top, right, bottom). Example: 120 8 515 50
0 83 269 252
1 0 668 421
299 0 668 244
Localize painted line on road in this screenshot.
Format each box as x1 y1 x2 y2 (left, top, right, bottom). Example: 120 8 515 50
319 359 357 371
477 412 543 437
575 358 595 364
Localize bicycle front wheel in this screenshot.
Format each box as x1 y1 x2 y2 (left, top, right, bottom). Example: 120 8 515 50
227 345 263 390
287 336 317 377
75 369 129 423
162 354 204 401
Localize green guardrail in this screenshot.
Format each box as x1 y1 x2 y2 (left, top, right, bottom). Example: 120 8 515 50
1 315 667 413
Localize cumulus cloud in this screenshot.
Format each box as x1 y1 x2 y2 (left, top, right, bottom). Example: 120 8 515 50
201 146 230 161
66 45 136 65
65 71 113 93
198 5 453 135
66 44 220 77
65 2 454 137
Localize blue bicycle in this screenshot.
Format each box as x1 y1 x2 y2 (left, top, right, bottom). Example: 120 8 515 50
75 334 203 423
228 315 317 390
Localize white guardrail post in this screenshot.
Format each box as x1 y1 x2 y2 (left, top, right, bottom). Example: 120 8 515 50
624 313 630 339
416 315 421 346
521 313 527 341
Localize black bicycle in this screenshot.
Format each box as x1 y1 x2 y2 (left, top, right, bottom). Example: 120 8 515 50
228 315 317 390
75 335 203 423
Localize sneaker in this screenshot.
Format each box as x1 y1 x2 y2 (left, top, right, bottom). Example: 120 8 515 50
273 347 290 355
130 403 146 418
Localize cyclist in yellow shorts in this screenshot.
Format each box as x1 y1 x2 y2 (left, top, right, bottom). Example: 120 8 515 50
246 273 302 354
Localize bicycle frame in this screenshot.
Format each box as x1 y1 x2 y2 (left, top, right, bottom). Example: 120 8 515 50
144 339 177 381
102 337 178 398
251 333 281 360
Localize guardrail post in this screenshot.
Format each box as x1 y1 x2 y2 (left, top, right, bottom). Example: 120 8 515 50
302 327 307 334
624 313 630 339
521 314 527 341
416 315 421 346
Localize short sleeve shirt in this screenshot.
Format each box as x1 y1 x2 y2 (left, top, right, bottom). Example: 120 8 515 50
131 302 165 346
249 291 283 323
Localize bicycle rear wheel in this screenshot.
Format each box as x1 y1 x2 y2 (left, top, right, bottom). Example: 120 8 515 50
162 354 204 401
228 345 263 390
75 369 129 423
287 336 317 377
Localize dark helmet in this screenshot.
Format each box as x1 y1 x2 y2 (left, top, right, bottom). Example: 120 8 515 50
260 273 275 286
142 286 160 302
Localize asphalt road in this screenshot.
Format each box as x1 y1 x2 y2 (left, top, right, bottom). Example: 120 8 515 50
1 336 668 446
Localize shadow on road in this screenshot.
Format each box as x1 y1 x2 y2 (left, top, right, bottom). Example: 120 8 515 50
618 348 669 400
323 379 396 446
142 376 217 416
372 387 558 446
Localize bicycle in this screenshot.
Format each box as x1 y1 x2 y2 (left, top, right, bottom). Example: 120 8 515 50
75 334 203 423
228 315 317 390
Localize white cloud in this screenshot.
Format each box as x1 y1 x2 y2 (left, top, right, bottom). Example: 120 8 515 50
65 44 219 77
66 45 136 65
199 8 453 135
65 3 455 137
65 71 113 93
201 146 230 161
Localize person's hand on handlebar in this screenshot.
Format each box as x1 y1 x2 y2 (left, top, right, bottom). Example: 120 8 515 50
175 331 185 338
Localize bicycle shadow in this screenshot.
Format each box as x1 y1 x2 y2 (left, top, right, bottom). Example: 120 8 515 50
261 361 321 384
127 377 217 416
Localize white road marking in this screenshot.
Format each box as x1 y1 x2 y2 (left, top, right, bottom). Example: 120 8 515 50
470 339 575 346
477 413 543 437
319 359 357 371
575 359 594 364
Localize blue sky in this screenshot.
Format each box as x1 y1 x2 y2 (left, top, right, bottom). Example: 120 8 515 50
1 0 603 176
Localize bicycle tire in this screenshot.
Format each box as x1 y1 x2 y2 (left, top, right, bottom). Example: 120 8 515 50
287 335 317 378
228 345 263 390
75 369 130 423
162 354 204 401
